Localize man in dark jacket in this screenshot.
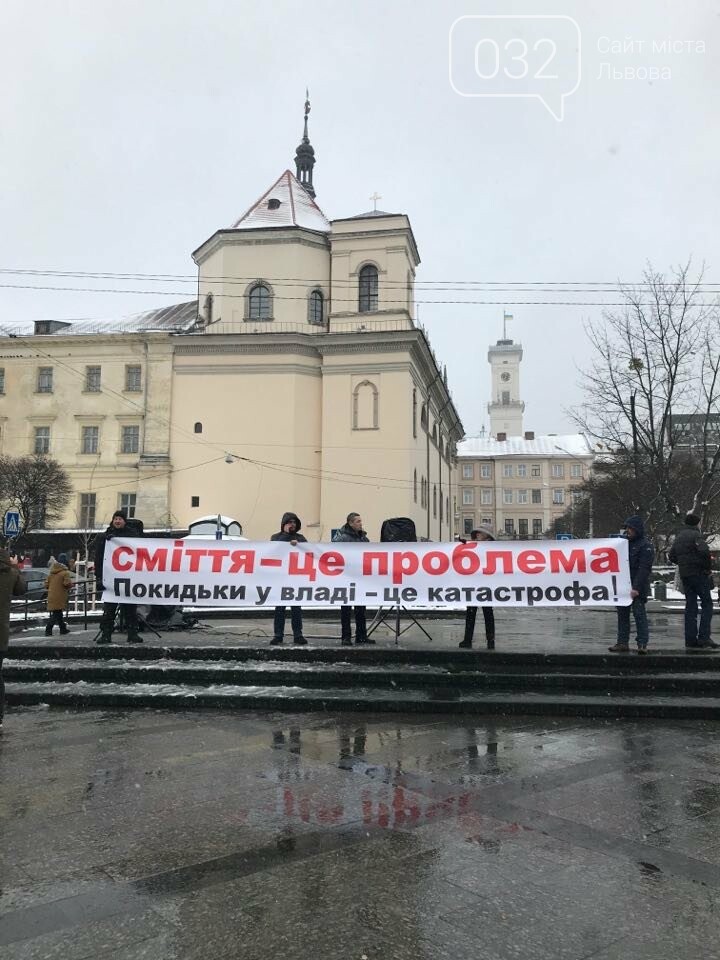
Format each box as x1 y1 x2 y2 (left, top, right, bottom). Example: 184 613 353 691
333 512 370 646
458 525 496 650
271 512 307 645
1 547 26 726
609 515 654 654
669 513 717 650
94 510 144 644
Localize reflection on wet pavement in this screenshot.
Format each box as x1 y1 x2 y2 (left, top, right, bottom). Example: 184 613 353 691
1 707 720 959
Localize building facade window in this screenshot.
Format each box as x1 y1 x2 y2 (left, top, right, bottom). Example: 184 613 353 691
462 488 474 505
571 463 583 478
572 490 584 504
194 422 203 434
531 464 541 477
125 365 142 392
248 283 272 320
463 517 474 535
517 489 528 504
501 391 510 405
352 380 379 430
462 463 474 480
121 425 140 454
533 519 543 536
502 463 513 478
85 366 101 392
481 489 492 505
191 496 200 508
119 493 137 518
517 463 527 478
480 463 491 479
552 488 565 504
308 290 324 325
37 367 53 393
358 264 379 313
0 367 5 393
503 489 513 504
482 517 493 528
81 425 99 454
34 426 50 454
504 519 515 535
532 489 542 504
79 492 96 528
552 463 565 478
518 519 529 537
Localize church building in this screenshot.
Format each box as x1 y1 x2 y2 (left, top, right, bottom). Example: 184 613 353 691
0 100 463 545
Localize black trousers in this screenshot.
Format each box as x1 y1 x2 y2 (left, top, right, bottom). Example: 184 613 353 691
340 606 367 640
464 606 495 642
100 602 139 634
273 606 303 639
46 609 68 632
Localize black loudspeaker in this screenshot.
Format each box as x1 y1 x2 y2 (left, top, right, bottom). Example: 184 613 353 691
380 517 417 542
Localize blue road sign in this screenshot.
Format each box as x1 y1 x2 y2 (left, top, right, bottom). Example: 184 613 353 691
3 510 20 537
556 533 574 541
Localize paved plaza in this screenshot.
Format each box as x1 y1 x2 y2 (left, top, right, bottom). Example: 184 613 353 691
2 702 720 959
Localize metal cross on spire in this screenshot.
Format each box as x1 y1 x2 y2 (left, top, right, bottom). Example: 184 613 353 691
370 191 382 211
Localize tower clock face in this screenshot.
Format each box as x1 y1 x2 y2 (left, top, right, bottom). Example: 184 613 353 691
501 372 511 382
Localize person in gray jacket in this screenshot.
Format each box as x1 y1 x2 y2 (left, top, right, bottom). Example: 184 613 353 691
333 513 370 645
669 513 717 650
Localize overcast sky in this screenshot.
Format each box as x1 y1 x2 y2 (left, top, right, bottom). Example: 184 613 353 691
1 0 718 437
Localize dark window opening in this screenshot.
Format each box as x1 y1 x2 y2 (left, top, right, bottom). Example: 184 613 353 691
191 496 200 508
358 265 379 313
194 422 203 434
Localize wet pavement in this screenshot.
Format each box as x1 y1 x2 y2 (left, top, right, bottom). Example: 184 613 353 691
2 707 720 958
9 604 712 655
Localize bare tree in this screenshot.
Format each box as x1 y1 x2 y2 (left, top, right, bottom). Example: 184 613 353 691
0 454 72 537
574 263 720 531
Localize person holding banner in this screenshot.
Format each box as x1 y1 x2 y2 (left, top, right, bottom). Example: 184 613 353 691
609 516 654 655
333 512 370 645
459 525 496 650
94 510 144 644
271 512 307 645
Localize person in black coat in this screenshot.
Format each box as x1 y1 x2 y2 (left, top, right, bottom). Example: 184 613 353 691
669 512 717 650
458 525 496 650
333 512 370 646
94 510 144 644
270 512 307 645
609 515 654 655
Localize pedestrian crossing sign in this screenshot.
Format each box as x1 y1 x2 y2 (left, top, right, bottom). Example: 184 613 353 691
3 510 20 537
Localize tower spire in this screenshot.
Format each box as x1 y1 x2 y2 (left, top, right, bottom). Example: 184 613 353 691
294 89 316 198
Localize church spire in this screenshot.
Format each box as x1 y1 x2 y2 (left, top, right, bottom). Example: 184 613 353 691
294 89 316 198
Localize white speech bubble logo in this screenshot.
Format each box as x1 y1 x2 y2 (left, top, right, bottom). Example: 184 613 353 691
449 15 582 121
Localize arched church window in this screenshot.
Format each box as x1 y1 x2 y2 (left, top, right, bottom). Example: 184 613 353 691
352 380 379 430
420 402 428 430
194 422 203 434
309 290 324 325
248 283 271 320
358 265 379 313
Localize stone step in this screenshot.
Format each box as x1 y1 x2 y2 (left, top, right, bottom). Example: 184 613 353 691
5 658 720 695
7 643 720 672
6 680 720 719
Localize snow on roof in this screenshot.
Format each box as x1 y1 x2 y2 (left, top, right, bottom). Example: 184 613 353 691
0 301 197 338
336 210 401 221
458 433 595 459
231 170 331 233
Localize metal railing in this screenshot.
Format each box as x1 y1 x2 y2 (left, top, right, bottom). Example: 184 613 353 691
10 578 98 632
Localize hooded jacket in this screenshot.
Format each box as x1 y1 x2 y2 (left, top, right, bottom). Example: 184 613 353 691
0 549 26 653
668 526 711 578
271 512 307 543
333 523 369 544
623 516 655 599
93 517 144 591
46 562 73 611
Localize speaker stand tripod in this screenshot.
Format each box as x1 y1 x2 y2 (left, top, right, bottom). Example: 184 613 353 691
366 605 434 646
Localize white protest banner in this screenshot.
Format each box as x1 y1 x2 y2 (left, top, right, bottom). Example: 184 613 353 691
102 537 631 610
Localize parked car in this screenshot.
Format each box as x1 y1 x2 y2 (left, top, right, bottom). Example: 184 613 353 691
19 567 50 602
